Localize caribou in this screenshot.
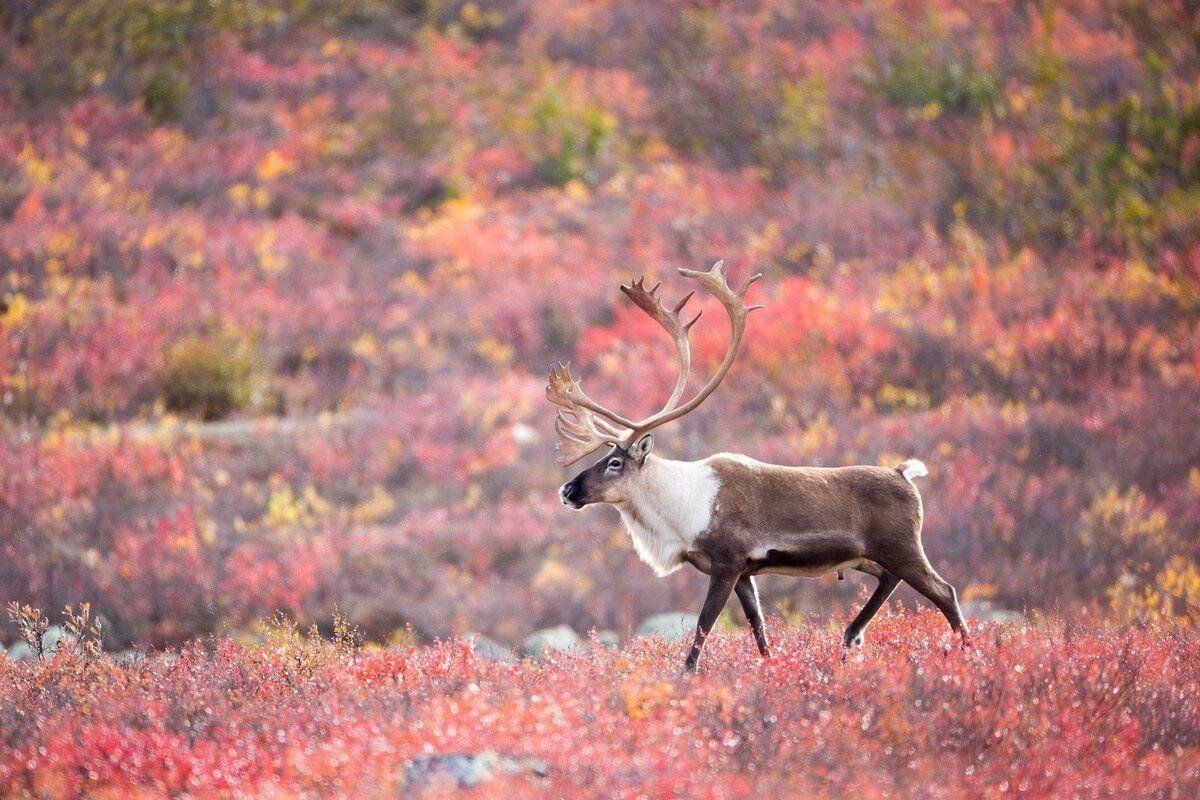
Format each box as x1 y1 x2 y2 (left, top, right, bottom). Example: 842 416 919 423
549 261 968 670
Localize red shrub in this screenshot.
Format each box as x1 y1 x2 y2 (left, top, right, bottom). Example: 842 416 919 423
0 614 1196 798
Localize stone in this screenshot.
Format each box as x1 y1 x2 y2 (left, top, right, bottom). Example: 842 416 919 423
593 630 620 650
467 634 515 662
5 641 33 661
519 625 581 659
636 612 699 639
41 625 69 654
5 625 69 661
403 751 548 789
109 650 147 665
962 599 1026 625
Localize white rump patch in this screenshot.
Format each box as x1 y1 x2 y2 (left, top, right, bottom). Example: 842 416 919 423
618 457 720 577
899 459 928 481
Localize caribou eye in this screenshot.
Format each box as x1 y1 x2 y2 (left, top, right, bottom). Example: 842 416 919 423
606 458 623 471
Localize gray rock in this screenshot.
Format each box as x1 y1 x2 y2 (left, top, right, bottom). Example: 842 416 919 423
519 625 581 659
962 600 1026 625
5 625 69 661
467 634 515 663
41 626 69 654
593 630 620 650
404 751 548 789
5 641 34 661
109 649 147 666
636 612 699 639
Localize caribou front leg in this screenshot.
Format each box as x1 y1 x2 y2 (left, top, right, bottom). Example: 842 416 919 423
685 567 740 671
842 571 900 648
735 575 772 658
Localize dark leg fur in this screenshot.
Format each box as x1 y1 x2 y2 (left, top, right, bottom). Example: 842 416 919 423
843 570 900 647
888 558 969 637
735 575 772 657
685 569 739 671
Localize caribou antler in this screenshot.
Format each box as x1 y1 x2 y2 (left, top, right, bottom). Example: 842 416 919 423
547 363 634 465
548 260 763 465
624 260 762 438
619 277 700 414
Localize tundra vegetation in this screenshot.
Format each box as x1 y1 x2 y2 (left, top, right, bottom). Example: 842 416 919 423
1 0 1199 795
1 605 1198 797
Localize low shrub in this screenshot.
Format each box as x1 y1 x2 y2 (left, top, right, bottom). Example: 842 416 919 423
156 332 264 421
0 612 1196 798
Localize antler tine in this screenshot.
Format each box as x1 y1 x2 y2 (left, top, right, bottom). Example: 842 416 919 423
678 260 764 308
620 274 698 415
622 260 763 442
554 407 623 440
547 362 635 464
546 362 638 428
547 261 764 464
553 407 628 465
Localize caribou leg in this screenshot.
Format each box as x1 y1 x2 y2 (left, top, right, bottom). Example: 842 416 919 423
842 570 900 647
685 568 740 671
735 575 772 657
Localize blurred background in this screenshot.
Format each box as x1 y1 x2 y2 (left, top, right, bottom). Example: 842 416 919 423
0 0 1197 650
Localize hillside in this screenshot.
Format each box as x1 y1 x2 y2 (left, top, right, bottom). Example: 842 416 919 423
1 0 1198 650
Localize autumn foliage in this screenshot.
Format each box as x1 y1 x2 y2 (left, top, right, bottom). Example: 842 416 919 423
1 611 1198 798
1 1 1199 794
1 0 1197 649
1 2 1200 788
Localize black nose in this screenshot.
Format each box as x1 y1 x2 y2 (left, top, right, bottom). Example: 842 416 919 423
560 482 579 504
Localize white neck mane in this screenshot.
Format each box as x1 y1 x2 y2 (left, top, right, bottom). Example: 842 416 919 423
616 455 720 576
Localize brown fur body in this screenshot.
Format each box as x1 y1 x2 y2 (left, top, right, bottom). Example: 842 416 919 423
687 457 922 579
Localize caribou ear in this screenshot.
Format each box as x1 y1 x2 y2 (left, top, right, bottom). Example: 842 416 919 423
630 434 654 464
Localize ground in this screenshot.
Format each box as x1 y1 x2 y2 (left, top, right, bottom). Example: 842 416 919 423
2 611 1197 799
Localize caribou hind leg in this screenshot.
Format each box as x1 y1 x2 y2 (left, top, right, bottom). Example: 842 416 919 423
888 557 969 640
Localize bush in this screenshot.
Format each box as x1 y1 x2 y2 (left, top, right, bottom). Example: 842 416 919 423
157 332 264 421
647 8 813 173
0 614 1197 797
525 85 615 186
11 0 232 123
866 11 1000 117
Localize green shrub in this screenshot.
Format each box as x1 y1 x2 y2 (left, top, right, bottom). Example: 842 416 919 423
970 62 1200 248
527 86 614 186
867 18 1000 117
645 8 829 177
157 333 264 421
503 81 615 187
753 75 831 178
8 0 389 123
650 9 771 168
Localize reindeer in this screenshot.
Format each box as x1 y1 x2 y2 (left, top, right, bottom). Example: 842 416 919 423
549 261 969 670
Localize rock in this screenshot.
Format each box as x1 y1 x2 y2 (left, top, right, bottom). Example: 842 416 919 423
636 612 699 639
467 634 515 662
511 422 539 446
962 599 1026 625
5 625 69 661
593 630 620 650
5 641 34 661
41 626 69 654
519 625 581 659
403 751 548 789
109 649 147 666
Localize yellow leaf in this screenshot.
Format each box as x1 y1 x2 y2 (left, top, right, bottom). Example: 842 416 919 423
3 293 28 326
256 150 297 182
